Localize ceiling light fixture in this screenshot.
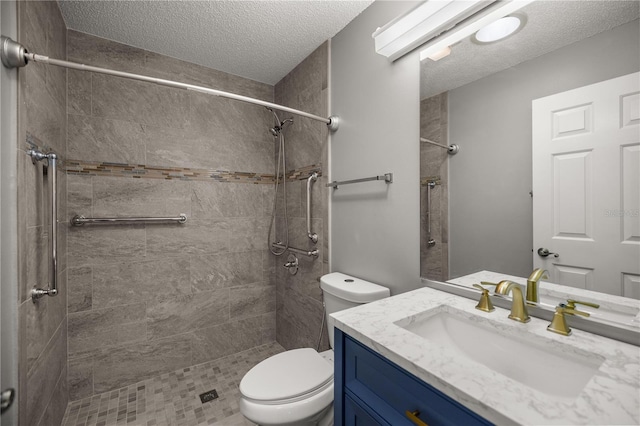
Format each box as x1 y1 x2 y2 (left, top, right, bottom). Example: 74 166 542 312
419 0 535 62
474 16 522 43
427 46 452 61
372 0 491 62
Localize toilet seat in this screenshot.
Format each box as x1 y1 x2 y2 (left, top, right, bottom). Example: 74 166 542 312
240 348 333 404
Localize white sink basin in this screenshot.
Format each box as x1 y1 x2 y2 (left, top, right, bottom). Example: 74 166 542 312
395 307 604 399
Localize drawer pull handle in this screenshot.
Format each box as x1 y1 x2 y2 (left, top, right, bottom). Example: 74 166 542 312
405 410 429 426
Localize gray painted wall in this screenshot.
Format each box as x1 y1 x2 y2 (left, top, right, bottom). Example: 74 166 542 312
330 1 422 295
449 20 640 279
1 2 19 425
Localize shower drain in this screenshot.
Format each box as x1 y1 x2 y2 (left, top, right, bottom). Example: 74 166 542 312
199 389 219 404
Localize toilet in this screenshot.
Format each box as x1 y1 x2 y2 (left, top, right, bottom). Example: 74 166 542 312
239 272 390 426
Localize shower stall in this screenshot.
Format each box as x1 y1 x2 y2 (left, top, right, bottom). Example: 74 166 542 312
5 2 331 424
420 93 450 282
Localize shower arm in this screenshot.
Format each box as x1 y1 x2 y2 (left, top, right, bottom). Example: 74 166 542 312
307 172 318 244
1 36 340 131
420 137 459 155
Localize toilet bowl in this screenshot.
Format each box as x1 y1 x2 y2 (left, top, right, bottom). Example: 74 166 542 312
239 273 389 426
239 349 334 426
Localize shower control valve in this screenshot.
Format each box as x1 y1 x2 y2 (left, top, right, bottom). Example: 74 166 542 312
283 254 299 275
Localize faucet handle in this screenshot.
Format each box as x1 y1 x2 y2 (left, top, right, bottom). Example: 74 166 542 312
563 305 590 318
473 283 492 291
547 303 590 336
472 284 495 313
566 299 600 310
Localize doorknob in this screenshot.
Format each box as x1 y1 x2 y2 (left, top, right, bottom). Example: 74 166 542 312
537 248 559 258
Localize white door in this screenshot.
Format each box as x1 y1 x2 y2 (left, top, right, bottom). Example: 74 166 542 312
532 72 640 297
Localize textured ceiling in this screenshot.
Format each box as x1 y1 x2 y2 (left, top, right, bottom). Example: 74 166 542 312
421 1 640 99
58 0 374 85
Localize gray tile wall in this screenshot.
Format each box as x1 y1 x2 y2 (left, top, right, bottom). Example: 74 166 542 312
17 1 69 425
273 42 330 351
420 94 449 281
65 31 278 401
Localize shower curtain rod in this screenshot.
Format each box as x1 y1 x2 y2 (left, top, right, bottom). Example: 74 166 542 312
1 36 340 131
420 137 459 155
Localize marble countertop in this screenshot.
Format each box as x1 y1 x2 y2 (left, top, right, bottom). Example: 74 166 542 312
331 287 640 425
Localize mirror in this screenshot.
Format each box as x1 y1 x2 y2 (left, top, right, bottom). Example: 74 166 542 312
419 1 640 318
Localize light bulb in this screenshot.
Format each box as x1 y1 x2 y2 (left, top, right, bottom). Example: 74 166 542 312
475 16 521 43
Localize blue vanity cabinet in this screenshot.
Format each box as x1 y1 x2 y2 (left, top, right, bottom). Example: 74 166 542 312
334 329 493 426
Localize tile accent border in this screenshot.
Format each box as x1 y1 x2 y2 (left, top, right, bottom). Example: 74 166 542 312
420 176 442 186
64 159 322 184
27 133 322 183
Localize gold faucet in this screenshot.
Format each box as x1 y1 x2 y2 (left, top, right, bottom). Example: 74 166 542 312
526 268 549 303
494 280 530 323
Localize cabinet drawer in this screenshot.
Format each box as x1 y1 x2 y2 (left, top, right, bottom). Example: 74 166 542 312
344 394 388 426
344 335 492 426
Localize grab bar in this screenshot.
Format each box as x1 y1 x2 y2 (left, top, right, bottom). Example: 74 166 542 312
307 172 318 243
272 242 319 258
71 214 187 226
426 181 436 247
28 149 58 302
326 173 393 189
423 178 441 248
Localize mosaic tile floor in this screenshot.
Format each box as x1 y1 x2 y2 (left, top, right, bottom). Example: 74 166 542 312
62 342 286 426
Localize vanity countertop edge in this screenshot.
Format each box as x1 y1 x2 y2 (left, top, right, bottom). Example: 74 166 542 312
331 286 640 425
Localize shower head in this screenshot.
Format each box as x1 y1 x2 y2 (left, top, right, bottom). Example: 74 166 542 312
268 120 293 136
267 108 293 136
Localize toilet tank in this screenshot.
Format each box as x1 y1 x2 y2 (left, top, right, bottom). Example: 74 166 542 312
320 272 390 349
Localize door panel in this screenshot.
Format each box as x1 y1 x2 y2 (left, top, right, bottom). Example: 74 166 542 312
553 264 594 290
622 273 640 299
621 144 640 243
533 72 640 297
553 150 592 239
552 103 592 138
621 92 640 128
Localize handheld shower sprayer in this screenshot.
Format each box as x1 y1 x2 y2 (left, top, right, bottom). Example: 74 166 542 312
267 107 294 136
266 107 295 256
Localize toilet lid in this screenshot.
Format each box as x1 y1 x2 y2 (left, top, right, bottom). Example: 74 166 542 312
240 348 333 402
